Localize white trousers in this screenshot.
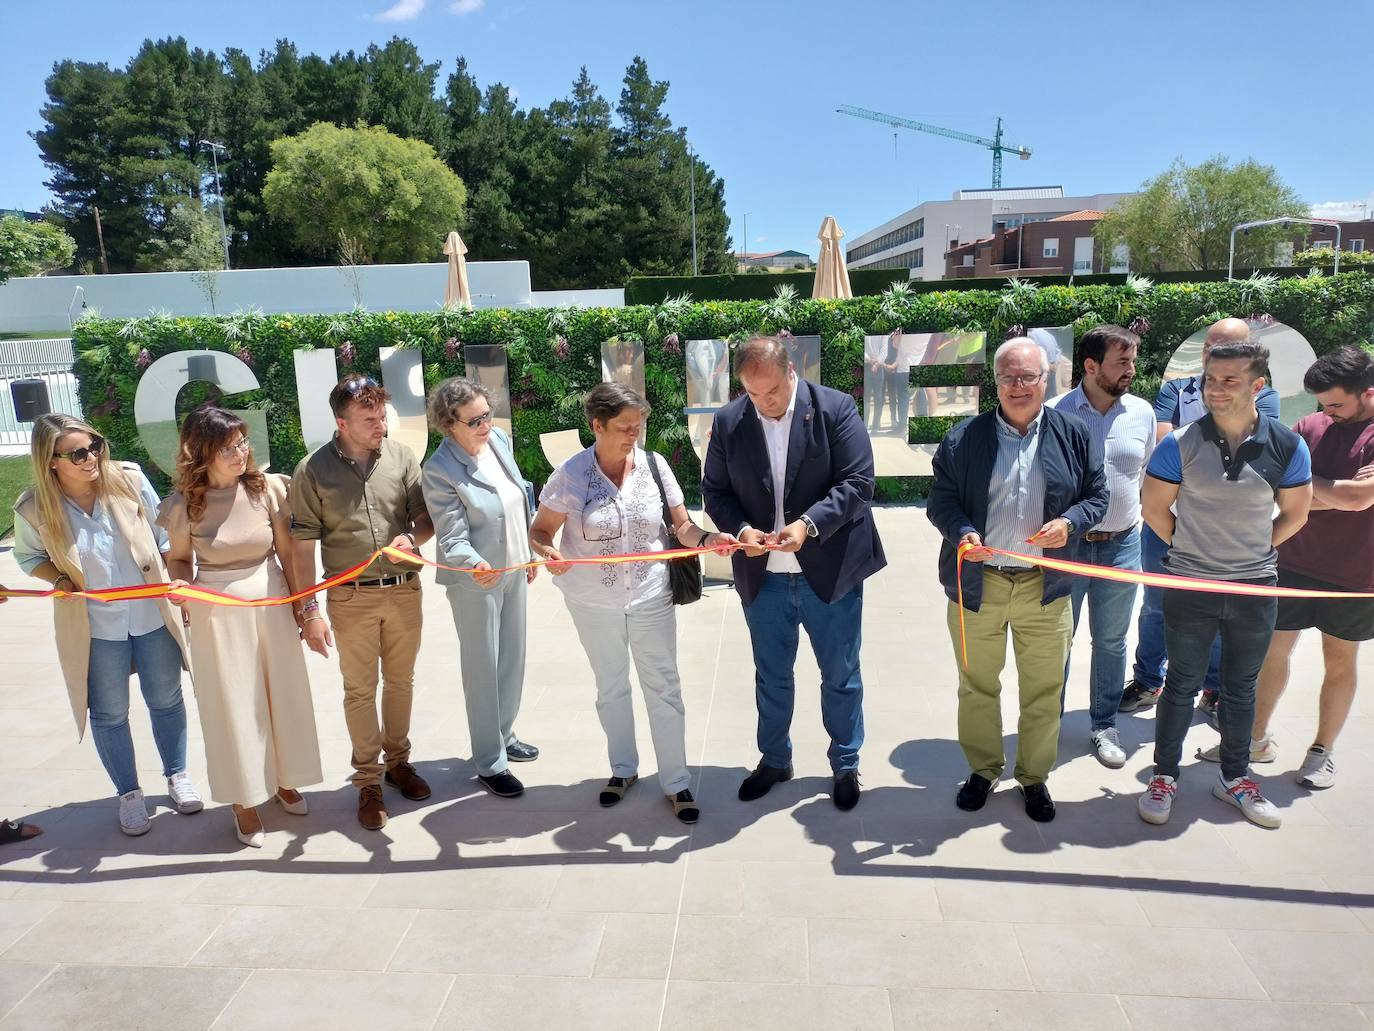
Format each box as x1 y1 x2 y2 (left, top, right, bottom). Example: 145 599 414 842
567 593 690 794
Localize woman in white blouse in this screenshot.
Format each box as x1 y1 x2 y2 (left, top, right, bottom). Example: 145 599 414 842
529 382 737 823
422 378 540 799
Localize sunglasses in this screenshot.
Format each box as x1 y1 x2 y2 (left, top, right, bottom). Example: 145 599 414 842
342 375 379 395
53 437 106 465
462 410 494 430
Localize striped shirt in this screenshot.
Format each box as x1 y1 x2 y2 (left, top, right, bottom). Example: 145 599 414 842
984 407 1047 570
1047 386 1156 532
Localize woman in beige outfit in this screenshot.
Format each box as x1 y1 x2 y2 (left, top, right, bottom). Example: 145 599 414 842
159 405 323 847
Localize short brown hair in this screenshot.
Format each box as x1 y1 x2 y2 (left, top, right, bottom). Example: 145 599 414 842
1206 341 1270 380
735 335 790 378
584 381 651 429
427 376 490 433
329 373 391 417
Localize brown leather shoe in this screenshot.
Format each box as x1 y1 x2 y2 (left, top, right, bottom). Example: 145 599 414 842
358 784 388 830
384 762 432 801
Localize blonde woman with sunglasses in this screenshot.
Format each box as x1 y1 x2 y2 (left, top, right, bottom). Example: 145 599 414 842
12 413 202 836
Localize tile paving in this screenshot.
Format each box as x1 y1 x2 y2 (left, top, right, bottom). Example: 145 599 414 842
1 506 1372 1029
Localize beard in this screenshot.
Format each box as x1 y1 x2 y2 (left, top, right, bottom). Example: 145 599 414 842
1096 372 1130 398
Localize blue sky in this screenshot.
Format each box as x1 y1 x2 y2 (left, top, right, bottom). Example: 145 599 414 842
3 0 1372 259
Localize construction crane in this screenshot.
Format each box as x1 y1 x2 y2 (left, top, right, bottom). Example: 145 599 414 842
836 104 1032 189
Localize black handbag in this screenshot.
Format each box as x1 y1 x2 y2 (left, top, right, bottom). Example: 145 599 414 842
646 451 704 605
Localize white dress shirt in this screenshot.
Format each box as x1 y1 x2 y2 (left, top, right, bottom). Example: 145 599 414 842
756 375 803 574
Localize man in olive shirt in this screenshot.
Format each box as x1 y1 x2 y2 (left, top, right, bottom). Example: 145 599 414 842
290 374 435 830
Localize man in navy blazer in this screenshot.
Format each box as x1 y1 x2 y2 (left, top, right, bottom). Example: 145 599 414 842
927 338 1108 823
703 336 886 811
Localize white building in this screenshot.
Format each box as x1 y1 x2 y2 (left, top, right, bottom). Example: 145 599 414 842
846 186 1133 282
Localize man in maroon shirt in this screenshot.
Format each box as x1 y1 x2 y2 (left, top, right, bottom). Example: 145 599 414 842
1225 347 1374 789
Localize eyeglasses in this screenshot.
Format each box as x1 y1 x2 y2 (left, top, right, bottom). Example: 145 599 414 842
995 372 1047 388
53 437 105 465
581 496 624 543
217 437 252 460
462 410 493 430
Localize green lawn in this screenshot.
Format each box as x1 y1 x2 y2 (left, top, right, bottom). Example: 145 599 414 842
0 456 32 535
0 331 68 341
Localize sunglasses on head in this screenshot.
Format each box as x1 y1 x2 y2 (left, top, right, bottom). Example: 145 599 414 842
342 375 379 395
53 437 105 465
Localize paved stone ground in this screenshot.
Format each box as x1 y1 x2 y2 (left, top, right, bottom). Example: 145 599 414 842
1 506 1372 1030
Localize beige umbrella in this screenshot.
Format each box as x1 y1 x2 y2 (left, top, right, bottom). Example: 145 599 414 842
443 230 472 308
812 215 853 300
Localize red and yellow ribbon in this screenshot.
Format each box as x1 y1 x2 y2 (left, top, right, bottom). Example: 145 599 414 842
0 544 737 607
954 541 1374 671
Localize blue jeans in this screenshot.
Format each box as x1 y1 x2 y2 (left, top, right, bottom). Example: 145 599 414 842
1068 528 1141 730
87 626 189 795
1132 524 1221 691
1154 583 1277 782
741 573 865 774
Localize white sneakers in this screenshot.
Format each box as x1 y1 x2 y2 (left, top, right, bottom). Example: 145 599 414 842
1138 776 1176 824
1090 728 1127 769
167 772 204 814
118 789 151 836
1213 774 1282 828
1297 746 1336 789
1138 772 1282 829
1195 734 1277 764
117 774 204 835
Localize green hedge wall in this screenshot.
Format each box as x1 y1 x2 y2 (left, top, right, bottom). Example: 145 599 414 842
71 271 1374 503
624 268 908 304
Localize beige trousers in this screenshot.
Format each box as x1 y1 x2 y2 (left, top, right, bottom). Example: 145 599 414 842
327 577 423 788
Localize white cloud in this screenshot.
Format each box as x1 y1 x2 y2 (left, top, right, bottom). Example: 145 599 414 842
449 0 484 13
375 0 425 21
1310 193 1373 221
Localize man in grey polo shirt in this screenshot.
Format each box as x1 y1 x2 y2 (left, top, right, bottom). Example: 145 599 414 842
1137 341 1311 829
1046 325 1155 768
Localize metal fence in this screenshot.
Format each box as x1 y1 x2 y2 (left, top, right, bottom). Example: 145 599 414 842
0 338 81 451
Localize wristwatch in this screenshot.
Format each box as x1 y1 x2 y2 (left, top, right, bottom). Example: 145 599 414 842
800 514 819 539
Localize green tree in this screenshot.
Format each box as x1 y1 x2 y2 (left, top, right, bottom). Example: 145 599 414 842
1096 156 1308 272
262 121 466 263
136 198 224 271
610 56 731 280
0 217 78 283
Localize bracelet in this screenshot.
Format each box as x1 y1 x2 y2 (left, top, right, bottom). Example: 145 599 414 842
299 600 320 613
53 574 74 591
697 530 710 548
303 614 325 625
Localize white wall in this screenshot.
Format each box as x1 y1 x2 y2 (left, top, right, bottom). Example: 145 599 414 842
0 260 536 334
528 288 625 308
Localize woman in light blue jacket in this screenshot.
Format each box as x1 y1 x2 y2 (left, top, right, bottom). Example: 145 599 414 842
422 377 539 800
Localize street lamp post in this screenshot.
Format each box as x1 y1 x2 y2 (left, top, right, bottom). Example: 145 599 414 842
199 139 231 270
688 142 698 277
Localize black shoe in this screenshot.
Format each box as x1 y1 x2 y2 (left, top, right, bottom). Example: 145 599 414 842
669 788 700 824
506 739 540 762
956 773 994 811
477 771 524 798
1019 782 1056 823
1118 679 1164 713
738 762 793 802
599 775 637 807
832 770 861 811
